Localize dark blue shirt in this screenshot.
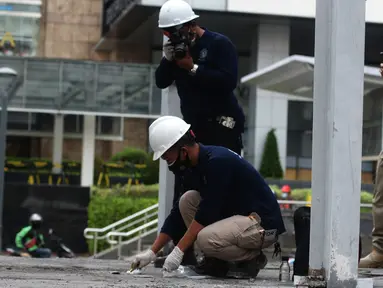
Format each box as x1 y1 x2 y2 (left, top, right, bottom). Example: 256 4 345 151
155 29 245 132
161 145 286 240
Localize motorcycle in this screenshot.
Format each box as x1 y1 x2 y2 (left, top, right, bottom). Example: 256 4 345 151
48 228 76 258
5 228 75 258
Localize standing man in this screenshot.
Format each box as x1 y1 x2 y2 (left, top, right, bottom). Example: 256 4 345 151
156 0 245 223
359 63 383 268
156 0 245 154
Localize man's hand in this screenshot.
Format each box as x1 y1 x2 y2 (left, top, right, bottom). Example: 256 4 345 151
380 63 383 77
176 55 194 71
163 246 184 272
163 40 174 61
131 249 156 269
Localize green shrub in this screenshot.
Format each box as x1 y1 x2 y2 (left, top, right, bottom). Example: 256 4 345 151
111 148 148 164
259 129 283 179
91 184 159 198
140 152 159 185
87 194 158 253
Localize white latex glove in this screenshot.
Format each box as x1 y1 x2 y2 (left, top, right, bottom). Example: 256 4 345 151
163 40 174 61
163 246 184 272
132 249 156 269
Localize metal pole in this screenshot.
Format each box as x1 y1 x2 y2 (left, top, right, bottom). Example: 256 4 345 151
0 88 9 250
309 0 366 286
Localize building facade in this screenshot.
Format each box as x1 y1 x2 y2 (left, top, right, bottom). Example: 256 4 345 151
2 0 383 183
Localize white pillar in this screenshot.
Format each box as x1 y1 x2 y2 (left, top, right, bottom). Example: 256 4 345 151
81 115 96 187
52 114 64 173
157 32 183 234
309 0 365 286
248 22 289 171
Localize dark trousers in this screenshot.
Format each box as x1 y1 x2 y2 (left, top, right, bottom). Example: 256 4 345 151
29 248 52 258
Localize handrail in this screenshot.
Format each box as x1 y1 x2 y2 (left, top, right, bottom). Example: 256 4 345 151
86 199 372 257
106 219 158 245
84 203 159 239
277 200 372 208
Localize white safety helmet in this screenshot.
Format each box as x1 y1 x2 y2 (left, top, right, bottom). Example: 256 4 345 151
158 0 199 28
29 213 42 222
149 116 191 161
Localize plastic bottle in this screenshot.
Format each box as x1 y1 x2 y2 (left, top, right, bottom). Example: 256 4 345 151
279 256 291 282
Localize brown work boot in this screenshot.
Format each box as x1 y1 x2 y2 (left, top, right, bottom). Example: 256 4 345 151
359 249 383 268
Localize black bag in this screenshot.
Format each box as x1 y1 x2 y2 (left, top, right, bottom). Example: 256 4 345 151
293 207 362 277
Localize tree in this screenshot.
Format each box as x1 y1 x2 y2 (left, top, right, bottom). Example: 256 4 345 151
259 128 283 179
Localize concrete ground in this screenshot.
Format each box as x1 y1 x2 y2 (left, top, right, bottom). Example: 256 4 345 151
2 255 383 287
0 255 294 288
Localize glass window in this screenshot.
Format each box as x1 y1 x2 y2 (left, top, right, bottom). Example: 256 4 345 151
0 10 40 57
29 113 54 132
7 111 29 130
64 115 83 133
96 116 122 136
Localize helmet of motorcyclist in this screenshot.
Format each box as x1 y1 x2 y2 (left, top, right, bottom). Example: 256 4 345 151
281 185 291 193
149 115 191 161
29 213 43 229
158 0 199 28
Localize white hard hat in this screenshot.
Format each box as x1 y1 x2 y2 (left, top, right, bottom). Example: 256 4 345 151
149 116 191 160
158 0 199 28
30 213 42 222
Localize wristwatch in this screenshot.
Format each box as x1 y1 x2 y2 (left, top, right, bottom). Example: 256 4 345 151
190 64 199 75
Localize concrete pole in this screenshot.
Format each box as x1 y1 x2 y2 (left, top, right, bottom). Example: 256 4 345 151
309 0 366 286
157 58 182 234
0 88 8 250
52 114 64 174
81 115 96 187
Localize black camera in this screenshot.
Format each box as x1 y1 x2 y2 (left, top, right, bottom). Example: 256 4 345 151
165 27 190 60
173 42 188 60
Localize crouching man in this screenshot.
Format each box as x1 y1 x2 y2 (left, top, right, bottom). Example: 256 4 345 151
132 115 286 277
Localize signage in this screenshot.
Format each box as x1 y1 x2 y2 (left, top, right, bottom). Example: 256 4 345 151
102 0 137 36
0 5 12 11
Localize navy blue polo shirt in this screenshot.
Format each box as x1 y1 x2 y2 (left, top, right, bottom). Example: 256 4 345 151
155 28 245 132
160 145 286 240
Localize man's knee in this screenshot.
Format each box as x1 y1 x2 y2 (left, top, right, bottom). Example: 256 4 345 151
179 190 200 217
196 229 215 254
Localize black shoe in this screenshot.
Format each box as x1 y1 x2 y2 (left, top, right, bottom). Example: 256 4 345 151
192 257 229 278
245 252 268 278
227 252 268 279
181 248 198 266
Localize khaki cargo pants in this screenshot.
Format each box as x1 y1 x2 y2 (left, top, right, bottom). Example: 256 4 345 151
179 190 277 262
373 151 383 253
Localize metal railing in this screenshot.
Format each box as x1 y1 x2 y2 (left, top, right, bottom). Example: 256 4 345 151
83 203 158 255
85 200 373 258
106 219 159 259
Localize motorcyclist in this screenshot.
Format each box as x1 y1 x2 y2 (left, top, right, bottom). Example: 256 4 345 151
15 213 51 258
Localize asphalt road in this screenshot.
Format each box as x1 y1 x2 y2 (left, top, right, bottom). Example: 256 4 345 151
0 255 294 288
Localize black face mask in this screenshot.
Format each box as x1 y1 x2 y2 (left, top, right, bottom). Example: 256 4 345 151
167 149 192 174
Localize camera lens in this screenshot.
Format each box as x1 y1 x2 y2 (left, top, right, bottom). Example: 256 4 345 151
174 43 187 60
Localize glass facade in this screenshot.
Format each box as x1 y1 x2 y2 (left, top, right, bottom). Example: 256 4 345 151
0 57 161 116
286 93 383 170
362 89 383 156
7 112 123 137
0 2 41 57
